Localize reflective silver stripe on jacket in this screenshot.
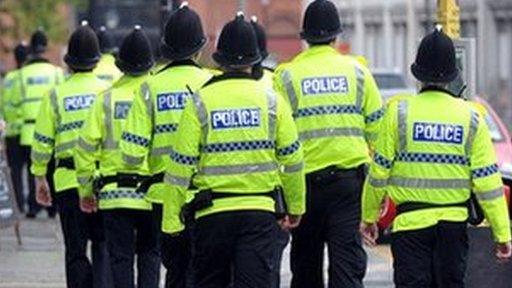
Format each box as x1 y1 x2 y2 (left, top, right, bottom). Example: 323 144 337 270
55 140 77 154
122 153 144 166
476 188 504 201
164 173 190 188
299 127 364 141
50 89 61 129
151 146 173 156
388 177 471 189
199 162 278 176
283 162 304 173
266 89 277 141
280 70 299 113
397 100 408 152
141 82 154 121
369 176 388 188
191 92 209 144
355 66 365 111
465 110 480 155
31 150 52 162
77 176 90 186
22 98 42 103
78 137 97 152
102 91 117 149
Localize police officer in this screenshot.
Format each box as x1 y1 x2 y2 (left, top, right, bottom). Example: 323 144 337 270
94 26 122 83
360 27 512 288
32 22 112 288
273 1 383 287
163 12 306 287
120 2 212 287
1 43 28 212
250 16 289 288
76 26 160 288
19 29 64 218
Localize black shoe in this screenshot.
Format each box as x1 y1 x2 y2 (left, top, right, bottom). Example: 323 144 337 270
26 212 37 219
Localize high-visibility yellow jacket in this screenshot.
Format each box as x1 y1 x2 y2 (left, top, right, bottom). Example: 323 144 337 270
75 74 151 210
30 72 109 193
1 70 23 137
162 72 306 233
362 89 511 243
94 54 122 84
19 60 65 146
274 45 383 173
120 60 212 206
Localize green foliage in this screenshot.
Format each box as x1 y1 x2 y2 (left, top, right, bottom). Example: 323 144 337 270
1 0 88 44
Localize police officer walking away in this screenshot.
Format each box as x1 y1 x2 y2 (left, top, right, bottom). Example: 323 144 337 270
360 27 512 288
19 29 64 218
274 0 383 287
250 16 290 288
163 12 306 287
120 3 211 287
1 43 28 212
76 26 160 288
94 26 122 84
32 22 112 288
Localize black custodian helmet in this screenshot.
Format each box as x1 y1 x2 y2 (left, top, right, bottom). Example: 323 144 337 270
160 2 207 61
64 21 101 70
30 28 48 54
300 0 342 43
116 25 154 75
411 26 459 83
213 12 261 68
250 16 268 60
96 26 117 54
14 42 28 67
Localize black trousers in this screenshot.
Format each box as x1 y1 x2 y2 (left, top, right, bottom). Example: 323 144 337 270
103 209 160 288
290 170 367 288
20 145 56 216
153 203 193 288
192 211 277 288
54 190 113 288
391 221 468 288
6 136 25 212
20 145 37 213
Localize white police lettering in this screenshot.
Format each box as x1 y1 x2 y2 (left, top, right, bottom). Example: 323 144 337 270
211 109 261 129
301 76 349 95
114 101 132 119
413 122 464 144
27 76 50 85
63 94 95 111
157 92 189 111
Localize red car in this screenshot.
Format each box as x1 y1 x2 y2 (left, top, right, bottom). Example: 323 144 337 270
377 97 512 233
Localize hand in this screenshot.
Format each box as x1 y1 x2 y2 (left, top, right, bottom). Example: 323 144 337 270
35 176 52 207
80 196 98 213
360 222 379 247
279 214 302 231
495 241 512 263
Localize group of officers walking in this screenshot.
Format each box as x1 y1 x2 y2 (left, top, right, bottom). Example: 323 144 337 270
1 0 511 287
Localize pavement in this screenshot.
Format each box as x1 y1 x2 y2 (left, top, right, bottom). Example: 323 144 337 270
0 217 393 288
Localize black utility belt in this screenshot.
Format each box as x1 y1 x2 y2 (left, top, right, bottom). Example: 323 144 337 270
56 157 75 169
396 201 468 215
95 173 150 191
396 194 484 226
181 187 288 224
24 119 36 124
307 165 365 184
135 172 165 193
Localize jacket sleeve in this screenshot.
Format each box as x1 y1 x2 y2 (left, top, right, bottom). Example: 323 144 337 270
470 111 511 243
362 101 398 223
163 96 201 233
273 64 297 113
30 89 56 176
120 82 152 167
275 93 305 216
75 93 105 198
359 63 384 148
